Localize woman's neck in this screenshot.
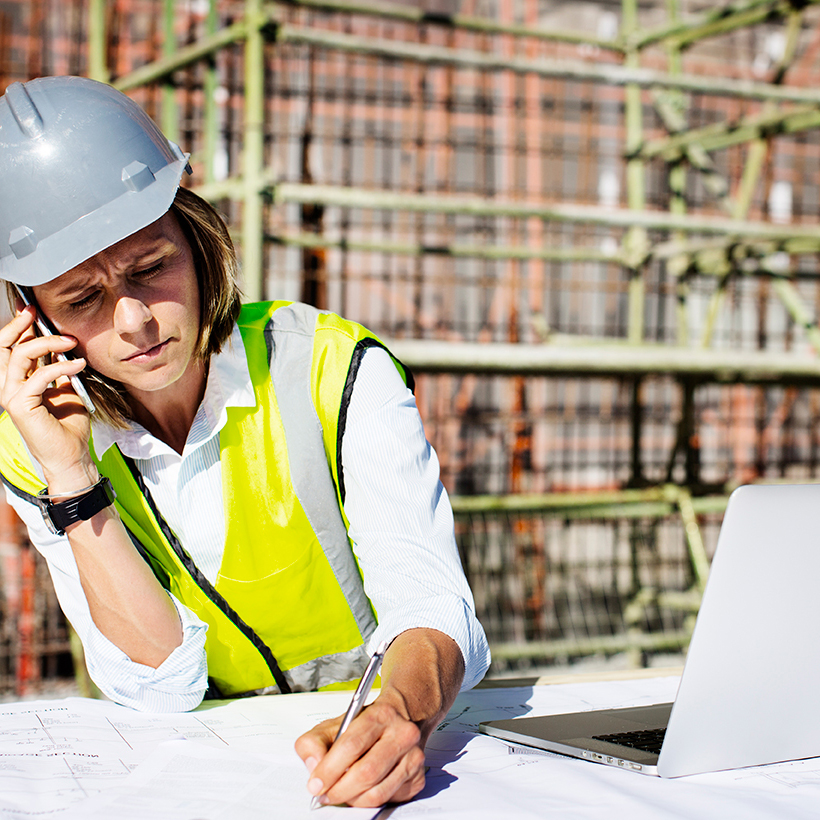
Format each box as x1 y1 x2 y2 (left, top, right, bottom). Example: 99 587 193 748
126 358 208 454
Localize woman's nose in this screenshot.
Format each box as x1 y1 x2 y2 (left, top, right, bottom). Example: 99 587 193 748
113 295 153 334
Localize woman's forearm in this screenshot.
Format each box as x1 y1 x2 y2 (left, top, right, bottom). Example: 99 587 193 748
66 505 182 668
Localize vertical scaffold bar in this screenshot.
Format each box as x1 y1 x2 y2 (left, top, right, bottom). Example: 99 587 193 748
629 378 644 485
162 0 179 145
203 0 220 186
663 0 689 347
622 0 646 345
87 0 108 83
243 0 266 300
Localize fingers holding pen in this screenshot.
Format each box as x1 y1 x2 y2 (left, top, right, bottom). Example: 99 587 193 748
296 699 425 808
324 715 426 808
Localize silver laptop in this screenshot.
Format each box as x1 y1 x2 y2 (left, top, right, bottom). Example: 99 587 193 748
480 483 820 777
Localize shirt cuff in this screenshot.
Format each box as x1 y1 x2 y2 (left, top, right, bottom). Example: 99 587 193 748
366 595 491 692
83 593 209 712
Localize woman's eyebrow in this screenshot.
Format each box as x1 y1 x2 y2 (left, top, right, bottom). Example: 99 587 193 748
51 278 94 299
125 241 178 269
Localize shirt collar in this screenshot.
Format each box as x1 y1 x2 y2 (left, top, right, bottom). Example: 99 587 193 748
91 323 255 460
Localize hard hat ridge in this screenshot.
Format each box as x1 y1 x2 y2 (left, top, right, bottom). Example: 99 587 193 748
5 82 44 139
0 75 191 286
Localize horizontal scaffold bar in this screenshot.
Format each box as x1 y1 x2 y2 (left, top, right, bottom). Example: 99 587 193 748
267 231 625 264
195 181 820 260
286 0 815 55
262 182 820 241
450 487 730 516
270 229 820 268
275 23 820 105
489 631 691 661
280 0 623 51
383 337 820 384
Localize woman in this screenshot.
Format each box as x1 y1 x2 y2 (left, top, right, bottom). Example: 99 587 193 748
0 76 489 808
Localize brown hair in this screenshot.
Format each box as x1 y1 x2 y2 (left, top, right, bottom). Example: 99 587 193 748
4 188 243 428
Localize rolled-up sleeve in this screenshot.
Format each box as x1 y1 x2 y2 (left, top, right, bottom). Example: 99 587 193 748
341 347 491 690
3 486 209 712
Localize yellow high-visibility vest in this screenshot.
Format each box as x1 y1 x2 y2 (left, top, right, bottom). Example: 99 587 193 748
0 301 412 698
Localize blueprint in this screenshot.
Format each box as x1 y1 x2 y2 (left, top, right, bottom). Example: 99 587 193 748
0 691 377 820
0 677 818 819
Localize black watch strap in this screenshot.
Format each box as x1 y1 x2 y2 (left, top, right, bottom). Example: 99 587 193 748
39 477 116 536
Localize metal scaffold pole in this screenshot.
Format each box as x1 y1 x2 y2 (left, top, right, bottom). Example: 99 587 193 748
87 0 108 83
202 0 220 187
162 0 179 145
622 0 647 346
242 0 266 300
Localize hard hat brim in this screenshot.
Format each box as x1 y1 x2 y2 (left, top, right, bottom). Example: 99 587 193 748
0 156 189 287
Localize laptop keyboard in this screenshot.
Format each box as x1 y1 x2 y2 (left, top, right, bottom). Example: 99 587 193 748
592 728 666 754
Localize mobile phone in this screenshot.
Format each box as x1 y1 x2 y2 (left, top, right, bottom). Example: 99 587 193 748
13 284 96 414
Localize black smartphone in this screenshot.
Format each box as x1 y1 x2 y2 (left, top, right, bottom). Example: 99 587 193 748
13 284 96 414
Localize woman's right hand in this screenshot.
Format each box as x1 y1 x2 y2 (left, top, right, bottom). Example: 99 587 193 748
1 304 185 669
0 303 97 491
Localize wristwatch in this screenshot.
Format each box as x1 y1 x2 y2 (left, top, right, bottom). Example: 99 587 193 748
36 477 116 536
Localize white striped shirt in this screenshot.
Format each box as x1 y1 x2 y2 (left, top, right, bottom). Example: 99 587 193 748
5 324 490 711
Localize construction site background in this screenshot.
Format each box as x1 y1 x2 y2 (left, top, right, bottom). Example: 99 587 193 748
2 0 820 696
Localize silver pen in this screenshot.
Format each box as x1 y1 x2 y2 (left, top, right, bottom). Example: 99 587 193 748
310 639 389 810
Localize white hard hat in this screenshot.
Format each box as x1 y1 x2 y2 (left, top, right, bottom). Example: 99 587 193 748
0 76 191 285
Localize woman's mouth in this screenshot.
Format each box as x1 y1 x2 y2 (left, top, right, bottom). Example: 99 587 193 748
124 340 169 362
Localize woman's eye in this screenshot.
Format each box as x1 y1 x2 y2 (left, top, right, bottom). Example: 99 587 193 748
69 291 100 310
134 262 165 279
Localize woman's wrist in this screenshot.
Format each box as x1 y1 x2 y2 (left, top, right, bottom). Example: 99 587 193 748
377 629 465 742
43 460 100 497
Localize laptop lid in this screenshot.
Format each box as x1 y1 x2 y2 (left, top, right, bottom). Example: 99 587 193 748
481 484 820 778
658 483 820 776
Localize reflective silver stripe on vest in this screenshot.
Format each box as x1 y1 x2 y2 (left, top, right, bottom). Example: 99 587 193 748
238 643 371 695
283 642 372 693
267 303 377 690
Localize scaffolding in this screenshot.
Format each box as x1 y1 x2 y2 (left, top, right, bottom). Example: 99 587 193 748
2 0 820 683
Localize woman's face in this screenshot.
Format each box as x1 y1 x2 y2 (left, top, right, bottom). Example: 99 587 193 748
32 212 202 405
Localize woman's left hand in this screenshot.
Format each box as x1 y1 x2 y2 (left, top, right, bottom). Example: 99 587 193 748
294 629 464 808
